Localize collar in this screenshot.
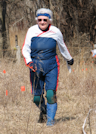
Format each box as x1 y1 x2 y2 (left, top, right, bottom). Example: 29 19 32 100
39 24 51 32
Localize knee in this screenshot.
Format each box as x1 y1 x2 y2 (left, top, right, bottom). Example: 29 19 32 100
46 90 57 104
33 96 41 106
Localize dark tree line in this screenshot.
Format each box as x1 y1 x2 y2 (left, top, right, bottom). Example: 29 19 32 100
0 0 96 56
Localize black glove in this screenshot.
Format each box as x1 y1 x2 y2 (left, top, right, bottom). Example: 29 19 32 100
27 61 37 72
67 58 74 65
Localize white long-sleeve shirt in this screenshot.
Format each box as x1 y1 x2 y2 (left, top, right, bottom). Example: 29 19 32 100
22 24 72 64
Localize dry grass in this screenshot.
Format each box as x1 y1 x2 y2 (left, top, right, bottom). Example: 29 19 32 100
0 57 96 134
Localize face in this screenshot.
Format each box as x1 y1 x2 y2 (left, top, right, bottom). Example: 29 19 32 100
37 16 50 31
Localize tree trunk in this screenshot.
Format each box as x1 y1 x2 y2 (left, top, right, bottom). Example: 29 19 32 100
2 0 7 56
0 1 3 57
74 7 79 38
0 0 8 57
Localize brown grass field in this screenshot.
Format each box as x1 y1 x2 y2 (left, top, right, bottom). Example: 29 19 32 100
0 56 96 134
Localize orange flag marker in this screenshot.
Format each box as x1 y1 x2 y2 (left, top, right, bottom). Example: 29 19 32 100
21 86 25 92
3 70 6 74
86 68 88 71
6 90 8 96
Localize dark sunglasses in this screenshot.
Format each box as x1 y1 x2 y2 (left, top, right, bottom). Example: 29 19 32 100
38 19 48 22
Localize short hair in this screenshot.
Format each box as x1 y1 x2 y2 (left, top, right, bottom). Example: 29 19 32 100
35 8 53 22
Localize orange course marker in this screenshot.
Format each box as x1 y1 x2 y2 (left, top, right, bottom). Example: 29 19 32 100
3 70 6 74
6 90 8 96
86 68 88 71
21 86 25 92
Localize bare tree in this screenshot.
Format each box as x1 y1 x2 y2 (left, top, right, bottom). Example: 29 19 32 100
0 0 10 57
0 1 3 57
2 0 7 56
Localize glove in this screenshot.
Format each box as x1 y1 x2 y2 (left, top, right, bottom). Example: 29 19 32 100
67 58 74 65
27 61 37 72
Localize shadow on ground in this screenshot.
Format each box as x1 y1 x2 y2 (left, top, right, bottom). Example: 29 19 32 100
56 116 76 123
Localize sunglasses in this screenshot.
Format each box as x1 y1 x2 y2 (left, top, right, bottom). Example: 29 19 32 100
38 19 48 22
